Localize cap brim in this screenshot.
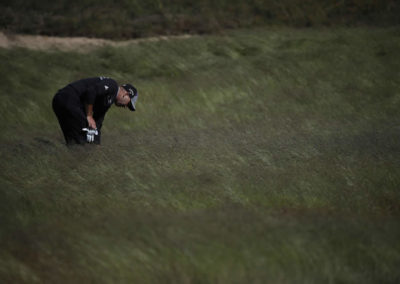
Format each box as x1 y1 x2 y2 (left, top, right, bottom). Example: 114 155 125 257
128 95 137 111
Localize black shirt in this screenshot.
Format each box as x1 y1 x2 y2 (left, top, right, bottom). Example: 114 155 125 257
63 76 119 129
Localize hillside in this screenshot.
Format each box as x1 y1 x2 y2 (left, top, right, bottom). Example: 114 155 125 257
0 31 192 52
1 0 399 38
0 26 400 282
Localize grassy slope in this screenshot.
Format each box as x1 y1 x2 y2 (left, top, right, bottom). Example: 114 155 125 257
1 0 399 38
0 27 400 283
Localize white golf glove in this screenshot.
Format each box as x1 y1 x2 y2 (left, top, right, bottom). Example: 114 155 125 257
82 128 98 143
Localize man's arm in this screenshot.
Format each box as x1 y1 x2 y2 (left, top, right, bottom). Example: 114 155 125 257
84 78 118 129
85 103 97 129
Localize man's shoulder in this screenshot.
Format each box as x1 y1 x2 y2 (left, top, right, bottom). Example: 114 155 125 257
99 76 113 81
98 76 116 83
97 77 118 88
75 76 117 85
96 77 118 95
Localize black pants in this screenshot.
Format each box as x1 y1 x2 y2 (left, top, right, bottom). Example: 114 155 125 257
52 89 101 145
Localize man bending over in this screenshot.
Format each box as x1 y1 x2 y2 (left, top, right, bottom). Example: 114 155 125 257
52 76 138 145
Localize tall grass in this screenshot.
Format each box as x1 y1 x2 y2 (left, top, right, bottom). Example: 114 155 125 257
0 27 400 282
1 0 399 38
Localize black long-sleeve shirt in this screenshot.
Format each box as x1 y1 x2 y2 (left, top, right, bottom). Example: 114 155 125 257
62 76 119 130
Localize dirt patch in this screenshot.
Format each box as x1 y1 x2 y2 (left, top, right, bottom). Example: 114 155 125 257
0 32 192 52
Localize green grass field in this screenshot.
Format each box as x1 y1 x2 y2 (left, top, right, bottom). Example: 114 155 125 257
1 27 400 283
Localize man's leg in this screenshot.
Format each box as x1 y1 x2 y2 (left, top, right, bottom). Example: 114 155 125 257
52 92 87 145
63 107 88 145
93 129 101 144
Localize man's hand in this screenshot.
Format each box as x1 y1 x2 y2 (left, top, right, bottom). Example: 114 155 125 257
87 116 97 129
82 128 98 143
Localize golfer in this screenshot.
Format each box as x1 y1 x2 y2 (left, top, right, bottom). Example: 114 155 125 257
52 76 138 145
